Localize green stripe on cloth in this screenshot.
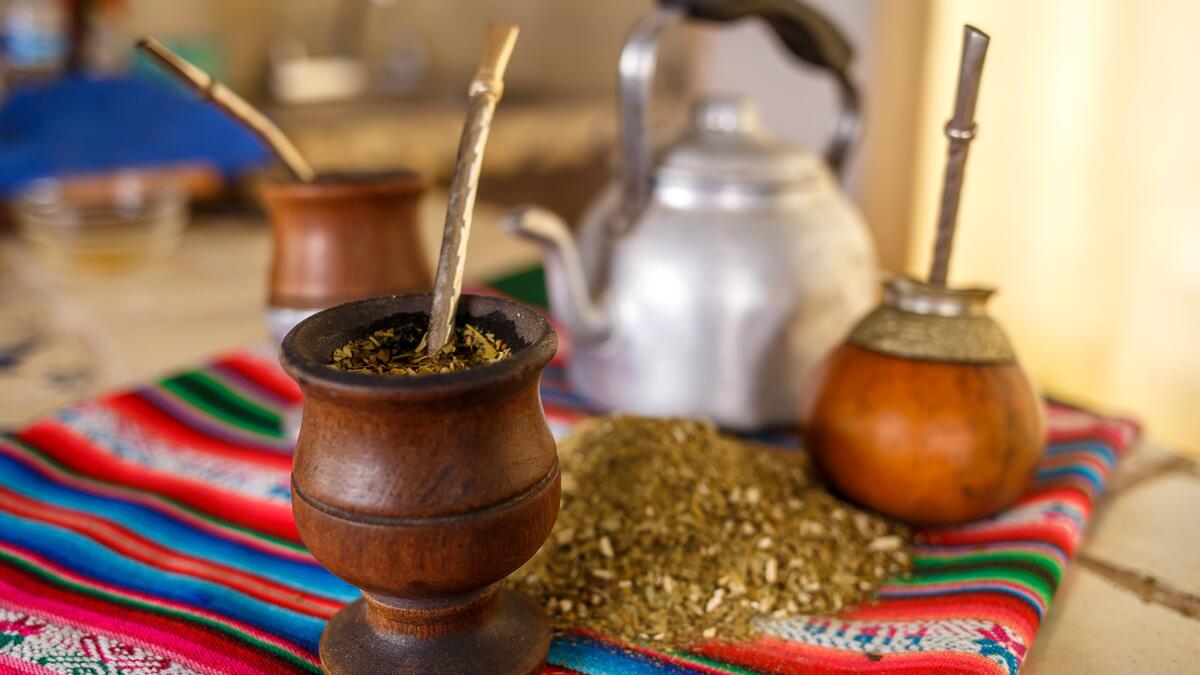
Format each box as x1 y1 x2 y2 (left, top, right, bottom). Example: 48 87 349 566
895 566 1057 605
670 650 760 673
159 372 282 437
491 265 548 308
914 550 1064 586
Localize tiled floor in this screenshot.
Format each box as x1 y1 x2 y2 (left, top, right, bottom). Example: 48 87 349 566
1023 443 1200 673
1023 566 1197 673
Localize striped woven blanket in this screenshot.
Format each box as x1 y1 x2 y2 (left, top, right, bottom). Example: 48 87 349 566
0 347 1137 674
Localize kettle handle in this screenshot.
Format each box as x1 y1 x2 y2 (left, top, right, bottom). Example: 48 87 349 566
616 0 860 232
674 0 860 173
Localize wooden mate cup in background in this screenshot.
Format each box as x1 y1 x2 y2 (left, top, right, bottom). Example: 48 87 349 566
260 171 432 345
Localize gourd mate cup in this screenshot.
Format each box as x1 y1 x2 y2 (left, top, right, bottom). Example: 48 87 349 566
804 26 1043 527
803 277 1043 526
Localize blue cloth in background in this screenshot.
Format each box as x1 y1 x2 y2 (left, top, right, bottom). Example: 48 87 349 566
0 76 271 196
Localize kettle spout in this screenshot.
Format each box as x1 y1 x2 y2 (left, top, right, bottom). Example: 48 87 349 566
504 206 612 342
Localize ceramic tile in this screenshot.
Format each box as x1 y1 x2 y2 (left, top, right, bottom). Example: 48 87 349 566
1105 440 1192 494
1023 568 1199 674
1083 472 1200 598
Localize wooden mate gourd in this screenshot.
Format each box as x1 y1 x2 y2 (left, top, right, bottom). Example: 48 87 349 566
281 25 557 675
803 26 1044 527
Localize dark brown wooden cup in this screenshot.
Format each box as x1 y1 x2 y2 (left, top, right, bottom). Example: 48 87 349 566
281 294 559 674
261 171 432 312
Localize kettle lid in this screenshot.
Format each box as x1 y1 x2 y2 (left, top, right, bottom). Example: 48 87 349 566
655 96 825 189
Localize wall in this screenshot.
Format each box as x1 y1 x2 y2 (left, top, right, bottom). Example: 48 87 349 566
692 0 1199 454
123 0 661 99
908 0 1199 454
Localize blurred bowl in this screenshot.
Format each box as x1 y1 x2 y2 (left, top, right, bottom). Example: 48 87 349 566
13 172 188 274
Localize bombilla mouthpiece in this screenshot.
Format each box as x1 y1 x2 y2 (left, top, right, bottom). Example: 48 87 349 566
928 24 990 287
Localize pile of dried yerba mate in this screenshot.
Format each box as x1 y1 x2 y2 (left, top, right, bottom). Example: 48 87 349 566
517 416 912 647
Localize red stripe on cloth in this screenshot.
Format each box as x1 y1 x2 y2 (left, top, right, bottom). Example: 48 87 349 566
102 392 294 471
0 438 310 563
15 421 299 543
697 637 1007 675
0 558 305 674
215 352 303 404
0 654 58 675
0 485 339 618
920 517 1080 554
838 592 1039 641
0 541 319 669
1036 451 1112 475
1015 484 1094 513
1045 416 1139 449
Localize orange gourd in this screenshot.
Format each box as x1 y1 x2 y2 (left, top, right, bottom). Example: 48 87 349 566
802 278 1044 526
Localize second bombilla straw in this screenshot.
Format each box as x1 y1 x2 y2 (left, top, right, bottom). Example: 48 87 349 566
427 23 520 353
136 38 316 183
928 25 990 286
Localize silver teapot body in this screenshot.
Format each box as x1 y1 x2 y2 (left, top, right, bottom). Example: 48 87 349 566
508 3 877 429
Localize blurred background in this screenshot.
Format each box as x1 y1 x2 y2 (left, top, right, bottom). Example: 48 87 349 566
0 0 1196 455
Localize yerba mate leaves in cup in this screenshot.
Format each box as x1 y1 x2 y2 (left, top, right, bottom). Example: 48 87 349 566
517 416 912 647
328 323 512 375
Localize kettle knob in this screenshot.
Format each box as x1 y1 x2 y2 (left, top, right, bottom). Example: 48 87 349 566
694 97 761 135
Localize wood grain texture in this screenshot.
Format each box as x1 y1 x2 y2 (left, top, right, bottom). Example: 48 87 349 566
804 343 1044 526
281 294 558 674
261 172 431 309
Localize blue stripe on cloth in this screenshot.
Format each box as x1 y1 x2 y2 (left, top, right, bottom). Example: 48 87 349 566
549 632 706 674
0 449 355 601
1042 441 1117 466
879 583 1046 619
540 387 600 411
916 540 1068 565
0 509 327 650
738 430 802 449
1033 464 1104 492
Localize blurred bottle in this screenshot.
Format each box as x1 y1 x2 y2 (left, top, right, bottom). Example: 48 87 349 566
72 0 130 76
1 0 68 89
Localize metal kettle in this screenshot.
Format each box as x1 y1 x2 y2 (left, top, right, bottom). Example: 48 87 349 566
507 0 877 429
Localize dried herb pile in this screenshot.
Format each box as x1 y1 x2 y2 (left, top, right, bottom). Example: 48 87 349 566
328 323 511 375
517 416 912 647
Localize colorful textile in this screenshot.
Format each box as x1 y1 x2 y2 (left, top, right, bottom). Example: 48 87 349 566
0 346 1138 674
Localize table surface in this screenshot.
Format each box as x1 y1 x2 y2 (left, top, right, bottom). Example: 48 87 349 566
1 210 1197 673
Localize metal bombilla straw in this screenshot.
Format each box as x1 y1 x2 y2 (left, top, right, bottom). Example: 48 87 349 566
427 23 520 353
927 25 990 287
